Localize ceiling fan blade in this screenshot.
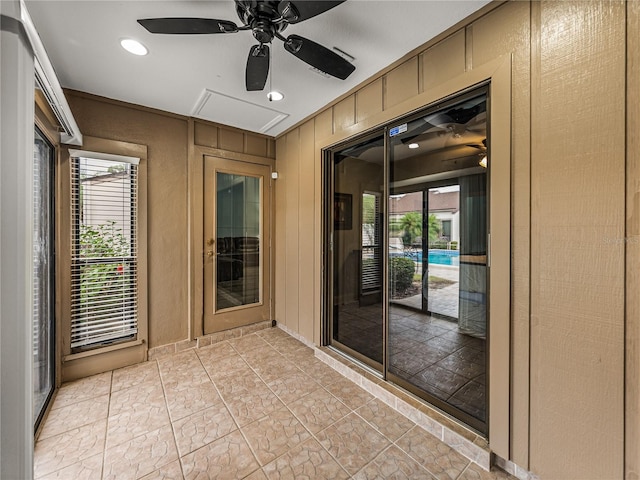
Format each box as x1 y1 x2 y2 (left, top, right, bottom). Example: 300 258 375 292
137 18 238 34
278 1 345 24
246 44 270 91
283 34 355 80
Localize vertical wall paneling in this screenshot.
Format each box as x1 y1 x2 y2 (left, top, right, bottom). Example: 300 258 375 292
383 57 419 110
218 127 244 153
333 95 356 134
471 0 532 466
356 79 383 124
626 1 640 478
315 108 333 142
530 2 626 478
422 30 466 92
284 130 300 331
245 134 268 158
274 136 288 325
298 121 316 340
194 122 218 149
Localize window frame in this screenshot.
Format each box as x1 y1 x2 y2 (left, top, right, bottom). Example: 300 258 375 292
59 136 148 381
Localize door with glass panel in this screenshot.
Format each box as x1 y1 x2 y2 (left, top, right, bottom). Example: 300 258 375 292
203 156 271 333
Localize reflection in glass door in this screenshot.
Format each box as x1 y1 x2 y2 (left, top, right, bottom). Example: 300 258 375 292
327 87 489 433
387 90 488 432
330 134 385 369
425 185 460 320
33 127 55 430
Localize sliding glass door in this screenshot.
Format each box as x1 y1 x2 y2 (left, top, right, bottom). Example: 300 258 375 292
327 87 489 433
33 127 55 430
329 133 385 370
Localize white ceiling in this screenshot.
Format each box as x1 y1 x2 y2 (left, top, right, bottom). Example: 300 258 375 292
25 0 490 137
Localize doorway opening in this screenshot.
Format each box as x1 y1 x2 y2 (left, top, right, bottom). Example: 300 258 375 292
326 86 489 433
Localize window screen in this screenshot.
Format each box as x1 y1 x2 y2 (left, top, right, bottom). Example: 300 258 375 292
70 155 138 351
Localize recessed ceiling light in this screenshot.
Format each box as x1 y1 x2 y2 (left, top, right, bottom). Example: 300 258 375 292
408 143 419 149
120 38 148 56
267 91 284 102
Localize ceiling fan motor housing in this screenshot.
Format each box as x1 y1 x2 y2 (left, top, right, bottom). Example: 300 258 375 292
235 1 287 44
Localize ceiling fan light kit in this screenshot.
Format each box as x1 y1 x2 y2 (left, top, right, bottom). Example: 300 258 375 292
137 1 356 92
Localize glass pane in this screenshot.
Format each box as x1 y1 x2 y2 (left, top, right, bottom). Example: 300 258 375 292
216 172 261 310
331 135 384 367
387 90 488 430
33 128 55 428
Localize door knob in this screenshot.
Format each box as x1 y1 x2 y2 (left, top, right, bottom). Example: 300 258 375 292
206 250 215 257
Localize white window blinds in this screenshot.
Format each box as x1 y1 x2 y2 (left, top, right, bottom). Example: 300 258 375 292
70 153 139 351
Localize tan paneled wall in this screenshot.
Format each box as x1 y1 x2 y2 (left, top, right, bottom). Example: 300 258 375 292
273 1 633 478
64 91 275 351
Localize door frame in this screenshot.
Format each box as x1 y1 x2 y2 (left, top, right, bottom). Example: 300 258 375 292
189 135 275 341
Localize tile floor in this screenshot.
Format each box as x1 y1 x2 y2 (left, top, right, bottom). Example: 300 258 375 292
35 327 510 480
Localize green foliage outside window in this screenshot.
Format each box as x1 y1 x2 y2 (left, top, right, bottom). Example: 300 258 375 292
390 257 415 294
79 221 129 308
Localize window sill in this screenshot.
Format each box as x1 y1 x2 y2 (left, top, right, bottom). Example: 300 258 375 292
63 339 145 362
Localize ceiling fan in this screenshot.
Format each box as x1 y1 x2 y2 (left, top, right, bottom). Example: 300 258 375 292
137 1 356 92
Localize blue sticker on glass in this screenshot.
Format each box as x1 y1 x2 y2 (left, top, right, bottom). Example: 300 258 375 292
389 123 407 137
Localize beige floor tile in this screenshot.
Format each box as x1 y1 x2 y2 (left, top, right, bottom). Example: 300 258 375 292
256 327 291 343
34 419 106 478
106 403 171 449
165 381 222 421
353 445 435 479
109 381 166 417
50 372 112 410
262 438 350 480
195 341 237 363
172 404 237 457
220 382 284 427
39 394 109 440
242 407 311 465
270 336 309 356
139 460 184 480
356 398 415 441
396 426 469 480
157 349 201 375
280 345 316 363
214 370 265 397
240 344 282 365
201 353 253 382
245 468 269 480
288 387 351 434
295 356 346 385
103 425 178 480
266 370 319 405
180 430 260 480
316 412 390 475
161 371 210 393
228 333 269 354
112 361 161 392
458 464 514 480
37 452 103 480
323 377 374 409
249 355 301 383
